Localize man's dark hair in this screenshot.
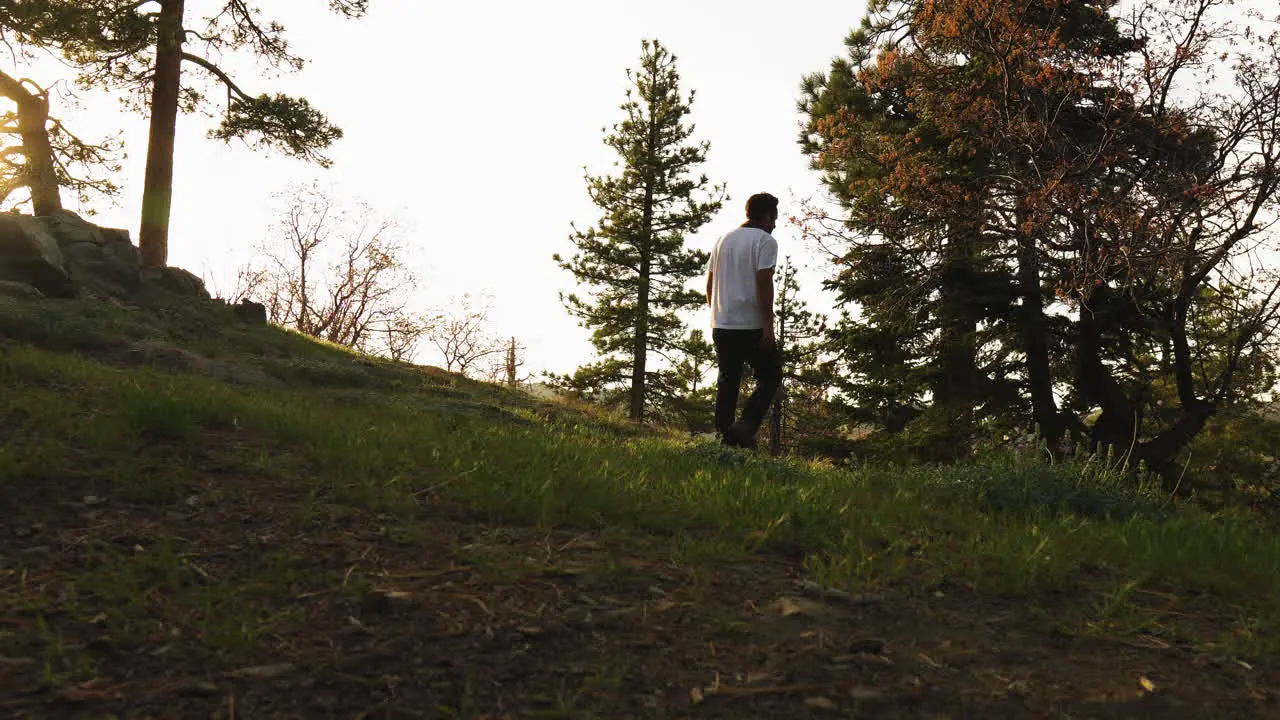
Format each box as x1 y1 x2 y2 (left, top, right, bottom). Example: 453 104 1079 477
745 192 779 223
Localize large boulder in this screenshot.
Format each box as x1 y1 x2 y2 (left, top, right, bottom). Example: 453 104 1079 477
233 299 267 324
0 280 44 301
0 214 74 297
38 210 141 299
142 266 210 299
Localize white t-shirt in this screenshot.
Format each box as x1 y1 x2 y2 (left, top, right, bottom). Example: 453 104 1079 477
708 226 778 330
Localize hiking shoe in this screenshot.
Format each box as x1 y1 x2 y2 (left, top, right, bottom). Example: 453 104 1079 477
722 421 758 449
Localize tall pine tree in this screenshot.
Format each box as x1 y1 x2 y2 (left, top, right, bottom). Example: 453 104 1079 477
768 260 830 455
555 39 724 422
803 0 1280 479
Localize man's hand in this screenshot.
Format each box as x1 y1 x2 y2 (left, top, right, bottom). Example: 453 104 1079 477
756 268 775 347
761 325 777 349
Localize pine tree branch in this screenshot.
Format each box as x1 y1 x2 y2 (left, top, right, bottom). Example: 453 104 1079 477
180 52 252 102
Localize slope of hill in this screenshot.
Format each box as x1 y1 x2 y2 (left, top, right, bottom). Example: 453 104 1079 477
1 291 1278 719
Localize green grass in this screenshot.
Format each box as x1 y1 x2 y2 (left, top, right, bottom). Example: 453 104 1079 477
2 300 1280 657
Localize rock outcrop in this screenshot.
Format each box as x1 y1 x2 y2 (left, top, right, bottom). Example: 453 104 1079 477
0 210 209 301
0 214 74 297
42 210 142 299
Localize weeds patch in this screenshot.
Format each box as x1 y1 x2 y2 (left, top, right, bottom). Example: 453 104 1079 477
4 336 1280 660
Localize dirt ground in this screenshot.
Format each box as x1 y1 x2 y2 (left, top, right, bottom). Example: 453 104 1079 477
2 460 1276 720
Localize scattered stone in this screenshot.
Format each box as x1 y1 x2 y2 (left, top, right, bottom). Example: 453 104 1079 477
848 637 886 654
0 214 74 297
796 579 883 606
850 686 885 701
772 595 829 618
0 654 36 666
588 607 642 629
82 495 106 507
359 588 415 615
126 340 214 375
233 299 267 324
804 696 840 711
176 679 219 696
0 280 43 300
229 663 296 680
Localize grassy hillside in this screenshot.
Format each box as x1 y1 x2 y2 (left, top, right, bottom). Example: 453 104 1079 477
1 294 1277 718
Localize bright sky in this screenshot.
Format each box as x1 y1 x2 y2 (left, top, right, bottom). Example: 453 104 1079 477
25 1 867 375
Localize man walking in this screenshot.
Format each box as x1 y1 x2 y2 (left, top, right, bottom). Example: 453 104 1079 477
706 192 783 449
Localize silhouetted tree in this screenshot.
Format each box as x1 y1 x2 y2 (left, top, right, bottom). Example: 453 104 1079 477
426 294 506 377
252 182 413 353
555 39 725 422
802 0 1280 478
768 261 829 455
1 1 368 266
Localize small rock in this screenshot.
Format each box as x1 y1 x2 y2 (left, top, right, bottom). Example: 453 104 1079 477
82 495 105 506
359 588 415 614
804 696 840 711
796 580 883 606
233 299 267 324
176 679 219 696
850 686 885 701
584 607 641 629
185 495 201 508
848 637 886 654
0 654 36 666
0 280 43 300
229 663 295 680
772 595 828 618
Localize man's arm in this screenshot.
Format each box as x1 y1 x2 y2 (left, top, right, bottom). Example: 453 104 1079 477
756 268 775 345
706 271 714 307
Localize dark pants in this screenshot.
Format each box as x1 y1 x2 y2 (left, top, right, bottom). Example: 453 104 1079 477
713 328 783 439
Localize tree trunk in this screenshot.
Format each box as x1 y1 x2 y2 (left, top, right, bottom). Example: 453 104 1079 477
0 72 63 215
1136 293 1217 483
933 226 980 443
769 289 786 456
139 0 186 269
1015 222 1063 444
631 252 651 421
18 96 61 215
1076 287 1139 459
506 336 518 387
630 97 659 423
769 382 785 456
